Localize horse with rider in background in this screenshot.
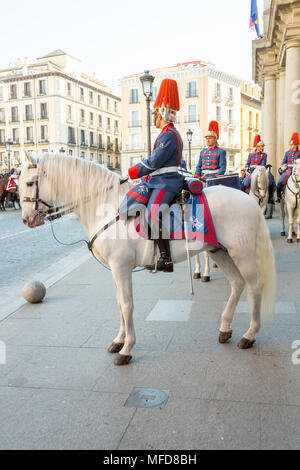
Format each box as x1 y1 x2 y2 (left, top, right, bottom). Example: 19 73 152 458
280 159 300 243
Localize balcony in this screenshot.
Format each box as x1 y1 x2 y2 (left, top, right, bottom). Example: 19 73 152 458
9 94 17 100
39 139 49 143
38 91 47 96
106 127 112 133
38 114 49 120
97 124 103 131
80 120 86 126
98 144 105 150
212 93 222 103
12 139 20 145
107 143 113 152
0 141 5 146
186 93 198 99
24 140 35 145
114 128 120 135
24 114 34 122
80 141 88 148
247 123 254 131
0 119 5 125
129 121 141 128
89 121 95 128
68 139 76 146
10 118 19 123
23 92 32 98
90 143 97 148
225 97 235 107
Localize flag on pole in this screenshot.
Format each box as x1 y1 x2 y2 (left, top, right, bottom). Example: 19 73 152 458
250 0 262 38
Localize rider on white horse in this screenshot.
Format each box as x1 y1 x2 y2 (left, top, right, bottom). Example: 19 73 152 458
120 78 184 273
195 121 226 180
276 132 300 203
242 135 267 192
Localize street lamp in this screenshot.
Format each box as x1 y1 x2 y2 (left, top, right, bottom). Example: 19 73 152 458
186 129 193 170
140 70 155 157
6 139 13 172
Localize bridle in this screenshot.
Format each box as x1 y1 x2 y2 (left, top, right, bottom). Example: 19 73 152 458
23 164 52 215
253 170 267 206
286 171 300 209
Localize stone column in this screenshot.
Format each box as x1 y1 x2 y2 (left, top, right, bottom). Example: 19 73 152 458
262 73 277 168
285 38 300 145
276 70 286 170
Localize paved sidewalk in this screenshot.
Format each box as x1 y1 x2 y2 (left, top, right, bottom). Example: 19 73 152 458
0 211 299 450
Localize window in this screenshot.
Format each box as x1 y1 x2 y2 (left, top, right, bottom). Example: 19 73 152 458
114 120 119 132
0 87 3 101
187 82 197 98
228 155 235 166
39 80 47 95
80 109 85 123
12 128 19 143
69 149 73 156
97 95 101 108
256 113 259 129
99 134 103 148
26 127 33 142
216 83 221 97
107 117 111 130
229 109 233 124
68 127 75 144
187 105 197 122
40 103 48 119
89 91 93 104
115 157 120 169
98 154 103 164
11 107 18 122
151 86 158 103
229 87 233 101
80 129 86 144
114 101 118 113
90 131 94 146
130 110 140 127
249 111 253 127
25 105 33 121
0 108 5 123
107 155 112 167
24 82 31 97
0 129 5 144
216 106 221 123
106 98 110 110
89 112 94 124
90 153 94 160
10 84 17 99
115 138 119 152
40 125 48 141
80 87 84 101
228 131 233 146
67 82 72 96
80 151 85 158
67 105 72 121
130 89 139 104
98 115 102 127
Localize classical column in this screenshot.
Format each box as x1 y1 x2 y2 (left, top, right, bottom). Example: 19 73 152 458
284 38 300 146
276 70 286 169
262 73 276 168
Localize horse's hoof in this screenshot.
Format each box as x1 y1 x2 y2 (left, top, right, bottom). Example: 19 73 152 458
281 232 286 237
219 330 232 344
237 337 255 349
287 239 293 244
114 354 132 366
201 276 210 283
107 342 124 354
193 273 201 280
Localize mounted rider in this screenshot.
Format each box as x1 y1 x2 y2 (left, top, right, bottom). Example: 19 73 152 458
122 78 184 273
276 132 300 202
242 134 267 192
195 121 226 180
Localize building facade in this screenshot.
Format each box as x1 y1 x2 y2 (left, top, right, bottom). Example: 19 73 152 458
253 0 300 172
119 61 242 175
0 50 121 171
240 81 262 166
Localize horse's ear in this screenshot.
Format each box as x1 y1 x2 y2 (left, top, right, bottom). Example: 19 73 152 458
24 150 36 165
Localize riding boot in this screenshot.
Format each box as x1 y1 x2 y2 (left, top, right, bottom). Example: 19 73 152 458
156 238 173 272
276 184 283 203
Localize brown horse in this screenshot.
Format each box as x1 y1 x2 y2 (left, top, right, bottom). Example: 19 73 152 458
0 174 9 211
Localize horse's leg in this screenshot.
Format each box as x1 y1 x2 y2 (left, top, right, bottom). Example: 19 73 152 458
280 201 286 236
202 251 211 283
110 266 135 366
297 207 300 242
287 205 294 243
193 254 201 280
208 250 245 343
229 256 262 348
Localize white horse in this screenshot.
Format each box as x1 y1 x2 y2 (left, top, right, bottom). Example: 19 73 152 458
280 160 300 243
250 166 269 214
193 252 212 282
20 153 276 366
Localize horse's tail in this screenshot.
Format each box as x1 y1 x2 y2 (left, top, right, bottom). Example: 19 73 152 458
255 208 276 319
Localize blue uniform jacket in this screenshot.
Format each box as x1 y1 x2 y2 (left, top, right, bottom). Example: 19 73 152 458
246 152 267 172
281 150 300 167
128 124 184 193
195 147 226 177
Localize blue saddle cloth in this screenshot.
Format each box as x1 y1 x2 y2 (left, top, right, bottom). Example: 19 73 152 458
135 191 219 248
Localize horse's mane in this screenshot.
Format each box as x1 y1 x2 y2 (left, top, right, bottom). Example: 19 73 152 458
251 166 269 190
39 153 131 226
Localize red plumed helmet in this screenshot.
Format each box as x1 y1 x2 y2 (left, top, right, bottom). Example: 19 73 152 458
205 121 219 139
154 79 180 111
289 132 299 146
253 134 263 148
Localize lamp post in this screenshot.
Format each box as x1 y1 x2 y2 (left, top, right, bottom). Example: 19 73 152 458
6 139 13 172
186 129 193 170
140 70 155 157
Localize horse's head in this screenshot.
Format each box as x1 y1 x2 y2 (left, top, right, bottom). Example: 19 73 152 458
252 166 268 197
293 160 300 184
20 152 51 228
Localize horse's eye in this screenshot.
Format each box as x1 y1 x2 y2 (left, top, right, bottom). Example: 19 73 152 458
26 182 34 187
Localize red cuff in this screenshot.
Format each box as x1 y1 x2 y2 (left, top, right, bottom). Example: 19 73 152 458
128 165 139 180
195 173 201 178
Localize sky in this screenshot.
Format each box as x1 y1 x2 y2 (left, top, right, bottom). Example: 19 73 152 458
0 0 264 94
